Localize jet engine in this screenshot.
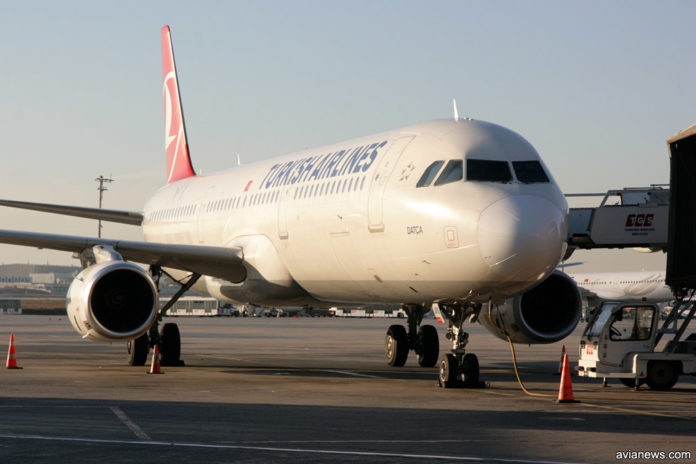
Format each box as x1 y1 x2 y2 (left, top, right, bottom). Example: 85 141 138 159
66 261 158 342
478 271 582 344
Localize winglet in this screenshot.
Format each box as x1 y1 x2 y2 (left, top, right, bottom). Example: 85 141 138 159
161 26 196 184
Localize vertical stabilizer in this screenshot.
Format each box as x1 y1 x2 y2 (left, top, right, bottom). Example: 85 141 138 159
161 26 196 184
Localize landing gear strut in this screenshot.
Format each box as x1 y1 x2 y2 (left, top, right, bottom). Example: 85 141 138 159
437 303 485 388
126 266 200 367
384 304 439 367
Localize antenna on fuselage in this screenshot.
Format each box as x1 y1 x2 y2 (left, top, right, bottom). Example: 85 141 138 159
452 99 460 122
236 154 242 166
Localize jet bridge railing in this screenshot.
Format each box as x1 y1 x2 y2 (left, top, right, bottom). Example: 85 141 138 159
565 186 669 257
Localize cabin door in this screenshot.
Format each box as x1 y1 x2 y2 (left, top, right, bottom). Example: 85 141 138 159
367 136 414 232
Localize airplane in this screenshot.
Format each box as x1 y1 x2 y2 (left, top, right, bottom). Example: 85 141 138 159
569 270 674 321
0 26 582 388
570 270 672 304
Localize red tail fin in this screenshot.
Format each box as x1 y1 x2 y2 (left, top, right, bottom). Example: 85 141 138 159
161 25 195 184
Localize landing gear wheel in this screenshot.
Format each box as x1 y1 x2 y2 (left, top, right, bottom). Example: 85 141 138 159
127 333 149 366
646 361 679 391
460 353 480 385
159 323 183 366
385 325 409 367
417 325 439 367
438 354 459 388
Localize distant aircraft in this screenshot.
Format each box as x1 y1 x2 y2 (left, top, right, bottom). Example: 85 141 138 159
570 271 671 303
0 26 581 387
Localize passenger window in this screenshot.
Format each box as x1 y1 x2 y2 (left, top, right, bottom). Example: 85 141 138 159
466 159 512 183
513 161 549 183
416 161 445 187
434 160 463 186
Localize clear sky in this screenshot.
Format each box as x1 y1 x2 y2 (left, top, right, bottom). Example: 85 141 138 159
1 0 692 270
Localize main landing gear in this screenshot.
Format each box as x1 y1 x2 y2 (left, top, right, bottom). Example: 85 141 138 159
437 303 485 388
126 266 200 367
384 304 439 367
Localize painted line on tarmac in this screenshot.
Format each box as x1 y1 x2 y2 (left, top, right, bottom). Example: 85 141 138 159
229 439 498 444
109 407 151 440
0 433 586 464
322 370 382 379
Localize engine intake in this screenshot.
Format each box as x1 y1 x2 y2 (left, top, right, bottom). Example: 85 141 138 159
66 261 158 342
479 271 582 344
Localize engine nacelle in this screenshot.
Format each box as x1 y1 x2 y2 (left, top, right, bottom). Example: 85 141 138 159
66 261 158 342
478 271 582 344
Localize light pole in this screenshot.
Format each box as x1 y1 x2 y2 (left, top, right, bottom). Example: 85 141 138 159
95 175 113 238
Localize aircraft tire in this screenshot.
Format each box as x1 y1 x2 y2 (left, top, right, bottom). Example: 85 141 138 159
646 361 679 391
460 353 480 385
127 333 149 366
417 325 439 367
385 325 409 367
160 323 182 366
438 354 459 388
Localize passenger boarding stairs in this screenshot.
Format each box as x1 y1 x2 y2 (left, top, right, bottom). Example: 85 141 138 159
656 293 696 355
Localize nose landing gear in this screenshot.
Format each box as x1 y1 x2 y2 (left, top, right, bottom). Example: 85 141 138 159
384 304 439 367
437 303 486 388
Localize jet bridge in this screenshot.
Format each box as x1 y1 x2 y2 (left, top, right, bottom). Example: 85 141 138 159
574 123 696 390
566 186 669 258
666 123 696 290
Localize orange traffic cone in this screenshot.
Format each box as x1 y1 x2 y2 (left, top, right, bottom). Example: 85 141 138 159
147 344 163 374
556 345 566 375
6 333 21 369
556 353 579 403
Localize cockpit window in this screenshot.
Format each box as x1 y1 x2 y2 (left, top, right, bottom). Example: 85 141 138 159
416 160 445 187
466 159 512 183
434 160 463 186
512 161 550 183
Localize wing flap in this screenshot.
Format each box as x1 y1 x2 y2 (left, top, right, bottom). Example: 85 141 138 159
0 229 245 283
0 199 143 226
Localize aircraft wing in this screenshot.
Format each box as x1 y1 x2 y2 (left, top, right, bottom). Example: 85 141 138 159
0 199 143 226
0 229 245 282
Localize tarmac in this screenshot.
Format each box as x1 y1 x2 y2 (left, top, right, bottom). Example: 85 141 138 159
0 315 695 463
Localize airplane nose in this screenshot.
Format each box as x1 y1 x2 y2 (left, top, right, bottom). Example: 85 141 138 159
478 195 566 281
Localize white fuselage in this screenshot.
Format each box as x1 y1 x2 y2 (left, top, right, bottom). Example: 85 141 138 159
142 119 568 307
570 270 672 302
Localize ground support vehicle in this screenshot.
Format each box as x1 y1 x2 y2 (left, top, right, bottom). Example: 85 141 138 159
578 301 696 390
